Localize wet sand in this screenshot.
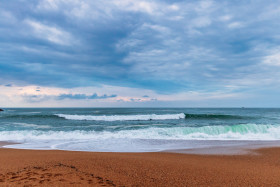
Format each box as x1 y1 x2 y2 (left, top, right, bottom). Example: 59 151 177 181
1 145 280 186
0 141 18 148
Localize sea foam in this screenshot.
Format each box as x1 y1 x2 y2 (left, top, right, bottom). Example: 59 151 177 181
1 124 280 141
55 113 186 121
3 123 280 152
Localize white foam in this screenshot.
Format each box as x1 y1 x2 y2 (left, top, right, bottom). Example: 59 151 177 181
55 113 186 121
12 122 50 129
2 124 280 152
1 124 280 141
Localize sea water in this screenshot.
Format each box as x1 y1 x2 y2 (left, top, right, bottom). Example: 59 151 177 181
1 108 280 152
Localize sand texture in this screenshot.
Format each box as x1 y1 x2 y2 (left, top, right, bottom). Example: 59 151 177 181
1 147 280 186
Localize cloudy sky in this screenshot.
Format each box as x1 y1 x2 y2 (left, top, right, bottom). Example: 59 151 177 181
1 0 280 107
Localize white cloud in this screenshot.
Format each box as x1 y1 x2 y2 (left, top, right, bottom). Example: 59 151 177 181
112 0 158 15
0 84 245 107
195 0 214 13
37 0 105 19
168 4 179 11
143 23 170 34
192 17 212 28
36 0 183 22
0 10 17 24
263 51 280 66
228 21 243 29
37 0 60 11
115 39 143 51
219 15 232 22
25 19 73 45
168 15 184 21
259 4 280 21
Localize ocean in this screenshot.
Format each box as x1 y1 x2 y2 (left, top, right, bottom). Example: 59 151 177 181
1 108 280 152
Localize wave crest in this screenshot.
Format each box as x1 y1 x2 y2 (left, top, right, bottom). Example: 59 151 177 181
55 113 186 121
1 124 280 141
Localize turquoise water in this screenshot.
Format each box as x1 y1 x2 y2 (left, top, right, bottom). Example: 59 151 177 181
1 108 280 152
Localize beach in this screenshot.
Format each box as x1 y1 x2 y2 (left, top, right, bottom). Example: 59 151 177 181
1 143 280 186
1 0 279 185
2 108 280 186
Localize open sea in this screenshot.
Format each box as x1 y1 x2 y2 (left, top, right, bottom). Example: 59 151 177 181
1 108 280 152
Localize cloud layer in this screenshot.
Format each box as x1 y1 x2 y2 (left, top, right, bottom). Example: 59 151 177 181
1 0 280 106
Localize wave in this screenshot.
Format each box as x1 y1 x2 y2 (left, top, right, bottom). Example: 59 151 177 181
0 114 61 119
55 113 246 121
55 113 186 121
1 112 246 121
184 113 245 119
11 122 51 129
1 124 280 141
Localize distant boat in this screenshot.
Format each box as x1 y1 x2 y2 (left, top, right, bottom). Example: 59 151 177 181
0 109 4 112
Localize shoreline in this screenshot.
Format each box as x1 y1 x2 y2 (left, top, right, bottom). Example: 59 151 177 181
166 140 280 155
1 143 280 186
0 141 18 148
3 140 280 155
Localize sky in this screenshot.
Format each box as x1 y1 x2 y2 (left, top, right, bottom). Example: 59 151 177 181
0 0 280 107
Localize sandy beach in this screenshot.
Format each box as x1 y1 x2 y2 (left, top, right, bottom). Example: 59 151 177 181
1 143 280 186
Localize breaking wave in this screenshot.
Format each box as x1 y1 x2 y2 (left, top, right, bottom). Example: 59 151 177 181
1 124 280 141
55 113 246 121
55 113 186 121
